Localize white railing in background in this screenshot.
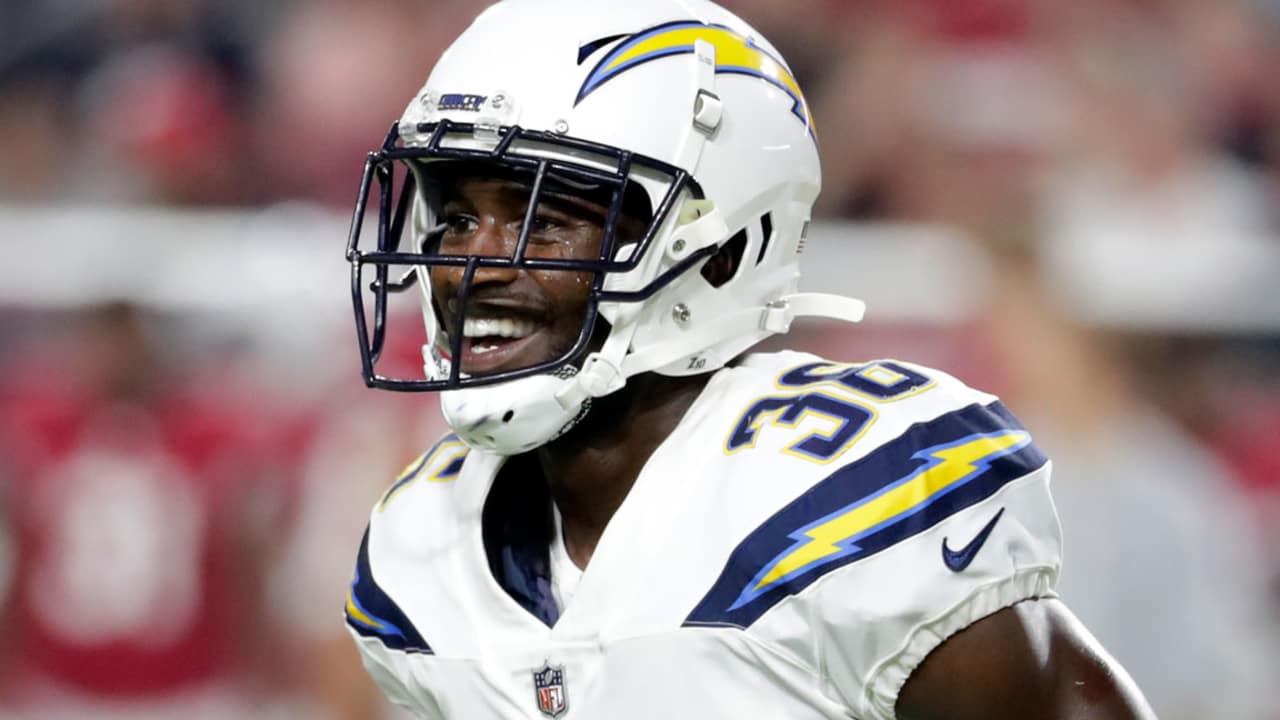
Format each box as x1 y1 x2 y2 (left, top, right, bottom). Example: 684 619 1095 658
2 205 1277 332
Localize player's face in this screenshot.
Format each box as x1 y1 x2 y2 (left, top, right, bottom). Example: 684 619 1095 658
428 177 613 377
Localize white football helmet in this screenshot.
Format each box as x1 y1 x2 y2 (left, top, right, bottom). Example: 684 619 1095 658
346 0 865 454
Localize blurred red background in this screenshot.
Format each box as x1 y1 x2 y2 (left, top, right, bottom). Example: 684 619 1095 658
0 0 1277 718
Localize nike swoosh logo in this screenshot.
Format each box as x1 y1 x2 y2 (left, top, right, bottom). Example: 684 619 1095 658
942 508 1005 572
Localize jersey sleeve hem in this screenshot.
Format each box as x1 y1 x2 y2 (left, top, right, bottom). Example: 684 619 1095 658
859 565 1058 720
349 628 439 717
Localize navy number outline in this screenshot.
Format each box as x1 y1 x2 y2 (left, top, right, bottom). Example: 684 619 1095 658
725 361 937 464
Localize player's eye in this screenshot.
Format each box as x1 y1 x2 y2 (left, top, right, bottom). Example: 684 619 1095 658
434 212 480 255
439 213 479 246
530 214 562 234
442 212 478 236
523 203 583 240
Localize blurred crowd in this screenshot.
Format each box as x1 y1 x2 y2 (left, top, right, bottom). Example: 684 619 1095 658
1 0 1278 718
2 0 1279 214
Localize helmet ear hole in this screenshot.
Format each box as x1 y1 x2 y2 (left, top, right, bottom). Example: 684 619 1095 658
756 213 773 266
701 228 748 288
502 410 515 423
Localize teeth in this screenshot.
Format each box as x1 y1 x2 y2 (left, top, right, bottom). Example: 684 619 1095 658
463 317 537 339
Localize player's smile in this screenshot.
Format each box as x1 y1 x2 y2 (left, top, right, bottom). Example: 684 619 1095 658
444 297 562 375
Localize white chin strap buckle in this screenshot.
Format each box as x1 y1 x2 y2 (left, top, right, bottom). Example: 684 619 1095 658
555 354 624 410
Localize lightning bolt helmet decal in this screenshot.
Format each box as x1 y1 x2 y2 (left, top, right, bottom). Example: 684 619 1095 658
576 21 814 134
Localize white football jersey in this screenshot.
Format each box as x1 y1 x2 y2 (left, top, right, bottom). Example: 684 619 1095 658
346 352 1062 720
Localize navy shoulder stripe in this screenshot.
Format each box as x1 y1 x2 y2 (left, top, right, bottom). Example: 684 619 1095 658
685 401 1048 629
345 527 432 654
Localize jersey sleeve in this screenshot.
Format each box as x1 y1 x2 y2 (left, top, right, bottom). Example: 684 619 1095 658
683 362 1062 720
812 402 1062 719
345 526 445 719
342 434 473 719
353 633 437 718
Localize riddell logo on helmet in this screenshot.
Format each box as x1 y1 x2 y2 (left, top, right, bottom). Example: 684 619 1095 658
575 20 814 135
437 93 488 112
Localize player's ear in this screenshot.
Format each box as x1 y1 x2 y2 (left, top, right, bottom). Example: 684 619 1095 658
700 228 746 288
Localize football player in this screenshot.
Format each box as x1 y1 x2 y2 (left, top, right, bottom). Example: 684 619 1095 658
342 1 1156 718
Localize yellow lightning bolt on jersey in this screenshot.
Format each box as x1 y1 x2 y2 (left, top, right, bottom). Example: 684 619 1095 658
732 430 1031 609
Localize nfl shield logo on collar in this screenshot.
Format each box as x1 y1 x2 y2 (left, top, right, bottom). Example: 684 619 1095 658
532 661 569 718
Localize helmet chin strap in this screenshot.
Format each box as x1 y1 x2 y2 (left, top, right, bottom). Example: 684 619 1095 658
553 311 642 410
554 292 866 410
